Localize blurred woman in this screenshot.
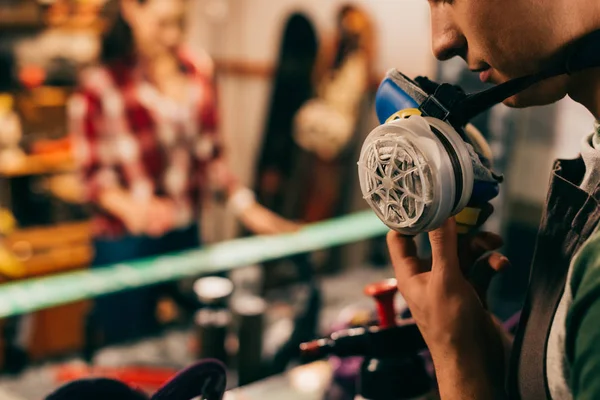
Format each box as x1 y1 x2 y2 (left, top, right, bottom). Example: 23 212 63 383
68 0 297 345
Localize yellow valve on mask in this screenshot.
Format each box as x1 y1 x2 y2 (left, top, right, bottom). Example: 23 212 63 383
385 108 422 123
455 207 482 234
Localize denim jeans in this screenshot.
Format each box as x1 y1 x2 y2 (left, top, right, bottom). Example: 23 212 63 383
88 224 200 345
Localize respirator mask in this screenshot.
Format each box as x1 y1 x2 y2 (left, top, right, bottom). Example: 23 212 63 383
358 30 600 235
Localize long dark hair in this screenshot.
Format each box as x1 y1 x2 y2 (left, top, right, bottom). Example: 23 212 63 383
100 0 148 63
332 5 374 73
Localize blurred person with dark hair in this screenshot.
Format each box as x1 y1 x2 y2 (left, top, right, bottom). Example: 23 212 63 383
68 0 297 345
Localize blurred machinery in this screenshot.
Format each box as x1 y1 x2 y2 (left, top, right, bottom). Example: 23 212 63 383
301 280 433 400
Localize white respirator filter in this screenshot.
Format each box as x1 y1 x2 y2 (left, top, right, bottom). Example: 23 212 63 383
357 115 474 235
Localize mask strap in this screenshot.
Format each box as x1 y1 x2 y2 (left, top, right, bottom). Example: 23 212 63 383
452 70 559 125
453 29 600 126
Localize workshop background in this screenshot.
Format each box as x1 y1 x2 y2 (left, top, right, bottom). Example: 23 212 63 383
0 1 595 399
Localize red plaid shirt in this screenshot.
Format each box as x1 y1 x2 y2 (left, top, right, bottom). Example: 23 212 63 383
68 49 225 238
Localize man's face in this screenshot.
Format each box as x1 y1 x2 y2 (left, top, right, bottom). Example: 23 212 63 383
428 0 571 107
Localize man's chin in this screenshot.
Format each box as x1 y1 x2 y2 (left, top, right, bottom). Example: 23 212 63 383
501 95 535 108
501 91 568 108
499 77 570 108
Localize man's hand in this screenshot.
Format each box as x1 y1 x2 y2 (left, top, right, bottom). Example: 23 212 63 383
388 219 510 399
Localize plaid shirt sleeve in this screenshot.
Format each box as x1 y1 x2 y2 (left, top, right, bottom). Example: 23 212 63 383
198 75 222 157
187 54 239 194
67 73 121 204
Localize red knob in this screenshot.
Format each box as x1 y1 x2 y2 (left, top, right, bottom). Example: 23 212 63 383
364 279 398 329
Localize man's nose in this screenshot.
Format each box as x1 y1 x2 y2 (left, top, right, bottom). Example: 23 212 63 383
430 7 466 61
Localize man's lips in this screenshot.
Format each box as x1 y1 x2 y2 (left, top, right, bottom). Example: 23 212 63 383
470 64 493 83
479 69 492 83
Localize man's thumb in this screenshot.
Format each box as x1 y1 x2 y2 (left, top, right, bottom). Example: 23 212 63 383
428 218 460 276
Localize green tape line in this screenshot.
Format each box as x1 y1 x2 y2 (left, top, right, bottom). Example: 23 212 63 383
0 210 388 318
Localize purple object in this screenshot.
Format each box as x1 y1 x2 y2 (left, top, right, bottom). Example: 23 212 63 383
329 356 363 381
152 359 227 400
323 306 521 399
45 378 148 400
45 360 227 400
504 311 522 335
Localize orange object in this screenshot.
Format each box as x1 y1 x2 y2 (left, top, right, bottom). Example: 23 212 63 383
19 66 46 90
55 364 179 392
31 137 73 155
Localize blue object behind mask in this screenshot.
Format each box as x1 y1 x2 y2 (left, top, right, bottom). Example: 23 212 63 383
375 76 420 124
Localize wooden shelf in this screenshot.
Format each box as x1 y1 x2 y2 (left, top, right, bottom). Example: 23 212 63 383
0 153 75 178
3 221 92 279
45 20 106 35
17 243 92 277
0 219 93 365
6 221 91 249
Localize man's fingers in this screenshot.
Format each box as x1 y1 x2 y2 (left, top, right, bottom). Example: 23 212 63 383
458 231 504 274
469 252 511 307
387 231 422 288
387 231 418 259
470 231 504 253
487 252 511 272
428 218 460 276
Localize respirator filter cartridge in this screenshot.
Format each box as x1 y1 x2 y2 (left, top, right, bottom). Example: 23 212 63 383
358 115 474 235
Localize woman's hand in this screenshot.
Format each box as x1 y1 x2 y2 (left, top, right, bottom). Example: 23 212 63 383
117 196 176 237
144 198 177 237
238 203 302 235
387 218 510 399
